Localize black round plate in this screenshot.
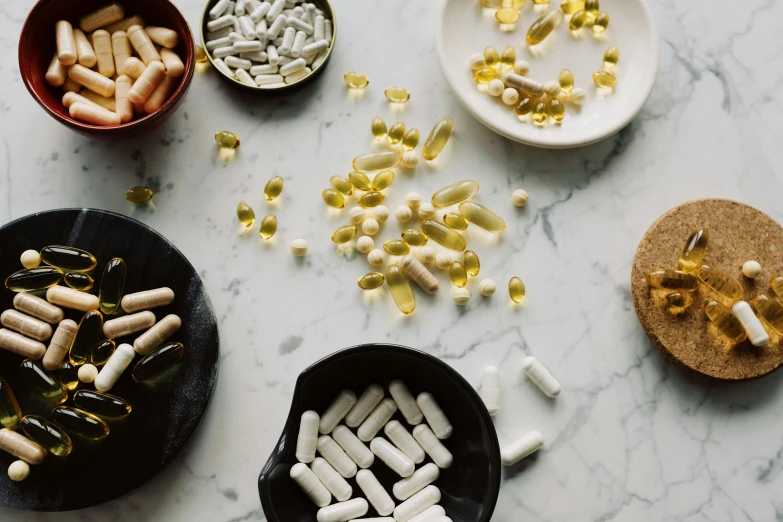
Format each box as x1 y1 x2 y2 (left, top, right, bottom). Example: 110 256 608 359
0 208 219 511
258 344 501 522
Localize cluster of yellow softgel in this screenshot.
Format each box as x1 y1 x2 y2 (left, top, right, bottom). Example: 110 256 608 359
478 0 611 37
235 176 284 241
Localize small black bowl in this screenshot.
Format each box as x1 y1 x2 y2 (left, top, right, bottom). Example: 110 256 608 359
258 344 501 522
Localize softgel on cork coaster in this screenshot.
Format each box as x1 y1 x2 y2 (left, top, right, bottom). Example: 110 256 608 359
631 199 783 381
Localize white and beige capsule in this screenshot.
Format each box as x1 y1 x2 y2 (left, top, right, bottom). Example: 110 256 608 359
45 53 67 87
128 25 161 65
408 506 446 522
0 310 52 342
393 485 441 522
388 380 423 425
79 3 125 32
412 425 452 469
332 425 374 469
103 311 156 339
145 26 179 48
521 356 561 398
104 15 145 34
310 457 352 501
370 438 414 478
92 30 115 77
128 60 166 104
95 343 135 392
43 319 77 371
356 469 395 516
67 64 115 97
0 329 46 360
80 90 116 111
384 420 425 464
13 293 63 325
393 463 440 501
345 384 384 428
316 498 368 522
358 398 397 442
73 29 97 68
123 57 146 79
296 410 319 463
160 48 185 78
290 462 331 508
501 431 543 466
481 366 501 416
133 314 181 355
416 393 452 440
69 102 121 126
111 31 132 75
143 73 177 113
55 20 77 66
46 285 99 312
316 435 357 479
115 75 133 124
121 287 175 313
319 390 357 434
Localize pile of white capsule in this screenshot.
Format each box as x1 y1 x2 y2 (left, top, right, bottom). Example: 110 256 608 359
205 0 333 88
292 381 454 522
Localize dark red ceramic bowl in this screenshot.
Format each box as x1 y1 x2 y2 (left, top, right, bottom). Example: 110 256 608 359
19 0 195 140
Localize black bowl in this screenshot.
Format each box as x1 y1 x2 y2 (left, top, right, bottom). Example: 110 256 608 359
258 344 501 522
0 208 219 511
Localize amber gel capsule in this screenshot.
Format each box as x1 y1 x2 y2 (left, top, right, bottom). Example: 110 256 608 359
259 214 277 240
20 360 68 404
422 117 455 161
20 415 72 457
697 265 742 302
464 251 480 276
459 201 506 234
509 277 526 303
74 390 132 417
5 268 63 292
332 226 357 244
65 272 94 291
386 265 415 315
125 186 154 203
133 342 184 382
358 273 385 290
264 176 284 201
431 180 479 208
215 131 240 149
646 269 699 291
322 189 346 209
752 295 783 335
41 245 97 272
353 151 401 172
237 202 256 227
526 10 562 46
69 311 104 365
51 406 109 440
0 377 22 430
449 262 467 288
705 300 747 343
678 228 708 272
99 258 126 315
421 221 466 252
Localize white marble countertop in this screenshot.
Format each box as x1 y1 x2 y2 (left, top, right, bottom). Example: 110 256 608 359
2 0 783 520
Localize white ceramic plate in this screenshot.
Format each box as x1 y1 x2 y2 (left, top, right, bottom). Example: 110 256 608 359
436 0 659 148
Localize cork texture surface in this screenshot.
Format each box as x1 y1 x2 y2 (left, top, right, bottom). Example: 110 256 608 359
631 199 783 381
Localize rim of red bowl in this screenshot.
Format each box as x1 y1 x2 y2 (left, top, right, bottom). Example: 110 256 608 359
18 0 196 135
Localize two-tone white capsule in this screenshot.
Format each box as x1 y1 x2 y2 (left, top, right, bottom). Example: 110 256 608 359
319 390 357 434
412 425 453 469
316 435 357 479
501 430 543 466
732 301 769 347
384 421 425 464
393 485 441 522
311 457 352 501
332 425 374 469
345 384 385 428
370 438 415 478
296 410 319 463
393 463 440 501
389 380 423 425
416 393 452 439
522 356 561 398
290 462 331 508
356 469 395 516
481 366 501 416
316 498 368 522
358 398 397 442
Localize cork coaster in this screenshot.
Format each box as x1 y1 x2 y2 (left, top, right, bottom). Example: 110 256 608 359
631 199 783 381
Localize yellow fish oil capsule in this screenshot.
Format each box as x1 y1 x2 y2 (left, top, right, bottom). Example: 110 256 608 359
558 69 574 93
422 117 455 161
509 277 526 303
358 191 385 208
560 0 585 13
64 272 94 291
593 11 609 32
384 240 411 256
264 176 284 201
41 246 97 272
464 250 480 276
533 101 548 124
0 428 46 465
385 86 410 103
473 67 500 84
388 122 406 145
74 390 131 417
57 361 79 390
402 229 428 247
99 258 126 315
585 0 599 16
259 214 277 240
679 228 708 272
752 295 783 334
372 170 395 191
421 220 466 252
332 225 357 244
501 46 516 69
402 128 420 150
646 268 699 291
484 47 501 69
515 96 537 116
459 201 506 234
386 265 415 315
480 0 526 7
443 212 469 231
20 360 68 404
353 151 401 172
237 202 256 227
69 311 104 365
593 70 617 89
666 292 693 315
771 275 783 299
91 340 115 366
526 10 563 46
132 341 184 382
51 406 109 440
449 262 467 288
548 98 566 122
431 180 479 208
195 45 207 63
20 415 72 457
496 8 521 24
371 117 388 139
358 272 385 290
697 265 743 302
349 171 372 191
705 300 747 343
330 176 354 195
0 378 21 430
604 46 619 69
344 72 369 89
322 189 346 209
215 131 240 149
568 10 588 30
125 186 153 203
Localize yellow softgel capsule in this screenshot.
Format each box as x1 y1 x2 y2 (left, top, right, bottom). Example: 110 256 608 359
593 11 609 32
464 250 480 276
603 46 620 69
557 70 574 94
385 86 410 103
593 70 617 89
459 201 506 234
353 151 401 172
64 272 94 291
646 268 699 291
386 265 415 315
422 117 455 161
484 46 501 69
705 300 747 343
5 267 63 293
237 202 255 227
584 0 599 16
358 272 385 290
548 98 565 122
532 101 548 124
421 220 466 252
384 239 411 256
402 229 428 247
679 228 708 272
331 225 357 244
480 0 526 7
372 170 395 191
344 72 369 89
259 214 277 240
515 96 537 116
330 176 353 195
431 180 479 208
560 0 585 13
371 117 388 139
195 45 207 63
349 171 372 191
509 277 526 303
322 189 346 209
99 258 126 315
443 212 469 231
358 191 385 208
526 10 562 46
0 377 21 430
125 186 153 203
697 265 743 302
388 122 406 144
568 10 588 30
666 292 693 315
532 0 549 3
215 131 240 149
402 128 420 150
449 261 467 288
753 295 783 334
264 176 284 201
771 275 783 300
474 67 500 84
496 8 520 24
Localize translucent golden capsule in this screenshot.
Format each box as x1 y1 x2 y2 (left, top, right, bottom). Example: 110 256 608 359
388 122 406 144
5 267 63 292
358 191 385 208
666 292 693 315
385 86 410 103
532 0 549 3
21 415 72 457
449 261 468 288
459 201 506 234
352 150 401 172
331 225 357 244
259 214 277 240
371 117 388 139
496 8 520 24
264 176 284 201
70 311 104 366
133 342 184 382
402 229 428 247
705 300 747 343
51 406 109 440
422 117 455 161
20 360 67 404
603 46 620 69
593 70 617 89
73 390 132 417
215 131 240 149
372 170 395 191
64 272 94 291
568 10 588 30
349 171 372 191
386 265 415 315
432 180 480 208
679 228 708 272
195 45 207 63
584 0 599 17
593 11 609 32
443 212 469 230
771 275 783 300
237 201 256 227
484 46 501 69
480 0 526 7
646 268 699 291
464 250 480 276
421 220 466 252
57 362 79 391
548 98 566 122
91 340 115 366
125 185 153 203
515 96 537 116
322 189 346 209
697 265 742 302
560 0 585 13
0 377 21 430
753 295 783 335
41 245 97 272
358 272 385 290
558 69 574 93
474 67 500 84
509 277 526 303
526 10 563 46
330 176 354 196
532 101 548 124
99 257 126 315
344 72 369 89
402 128 420 150
384 239 411 256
